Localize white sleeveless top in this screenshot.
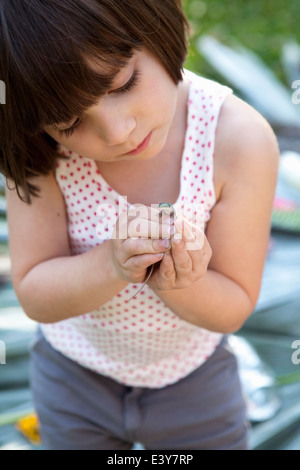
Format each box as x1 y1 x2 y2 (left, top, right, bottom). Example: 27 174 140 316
41 71 232 388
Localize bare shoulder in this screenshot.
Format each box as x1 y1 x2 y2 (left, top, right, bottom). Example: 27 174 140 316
214 94 280 197
6 170 68 230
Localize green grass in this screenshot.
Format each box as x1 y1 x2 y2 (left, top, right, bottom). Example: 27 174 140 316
183 0 300 85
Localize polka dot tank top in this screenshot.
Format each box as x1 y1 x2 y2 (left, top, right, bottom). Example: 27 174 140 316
41 72 232 388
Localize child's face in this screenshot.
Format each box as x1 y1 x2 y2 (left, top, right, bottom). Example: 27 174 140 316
44 48 179 163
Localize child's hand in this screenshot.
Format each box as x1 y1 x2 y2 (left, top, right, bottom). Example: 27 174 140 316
147 217 212 292
110 206 173 284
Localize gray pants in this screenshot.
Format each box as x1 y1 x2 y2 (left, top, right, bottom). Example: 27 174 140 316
29 329 249 450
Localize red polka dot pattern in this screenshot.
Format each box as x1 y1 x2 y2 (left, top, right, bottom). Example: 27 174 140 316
41 72 232 388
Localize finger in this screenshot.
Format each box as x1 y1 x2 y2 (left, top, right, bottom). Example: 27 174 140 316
158 250 176 279
127 204 175 238
171 235 193 274
127 218 174 239
114 216 173 240
171 218 203 271
114 204 175 240
122 237 172 260
174 218 204 251
172 219 208 279
172 232 205 278
114 205 163 239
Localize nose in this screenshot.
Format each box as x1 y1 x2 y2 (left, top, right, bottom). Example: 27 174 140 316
90 100 137 146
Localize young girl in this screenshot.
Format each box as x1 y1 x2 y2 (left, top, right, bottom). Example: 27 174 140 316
2 0 279 450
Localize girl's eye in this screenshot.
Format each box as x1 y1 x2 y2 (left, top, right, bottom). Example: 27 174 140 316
110 71 140 95
58 117 81 138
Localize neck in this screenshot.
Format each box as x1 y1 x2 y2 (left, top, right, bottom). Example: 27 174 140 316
160 77 189 164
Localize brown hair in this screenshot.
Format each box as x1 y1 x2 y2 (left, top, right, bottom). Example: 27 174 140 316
0 0 189 203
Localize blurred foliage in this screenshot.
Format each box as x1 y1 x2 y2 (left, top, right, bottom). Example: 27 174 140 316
182 0 300 85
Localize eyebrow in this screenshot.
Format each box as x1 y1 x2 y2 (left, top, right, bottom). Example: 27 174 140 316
52 117 80 131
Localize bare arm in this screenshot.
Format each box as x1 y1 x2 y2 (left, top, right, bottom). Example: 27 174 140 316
7 171 171 323
6 172 129 323
150 95 279 333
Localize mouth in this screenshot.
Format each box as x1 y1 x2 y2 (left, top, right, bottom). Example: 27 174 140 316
124 131 152 156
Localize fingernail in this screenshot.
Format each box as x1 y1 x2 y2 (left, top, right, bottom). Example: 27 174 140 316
173 237 182 245
153 239 170 250
161 239 170 248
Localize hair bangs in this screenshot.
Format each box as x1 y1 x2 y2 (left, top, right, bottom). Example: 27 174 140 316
0 0 189 203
